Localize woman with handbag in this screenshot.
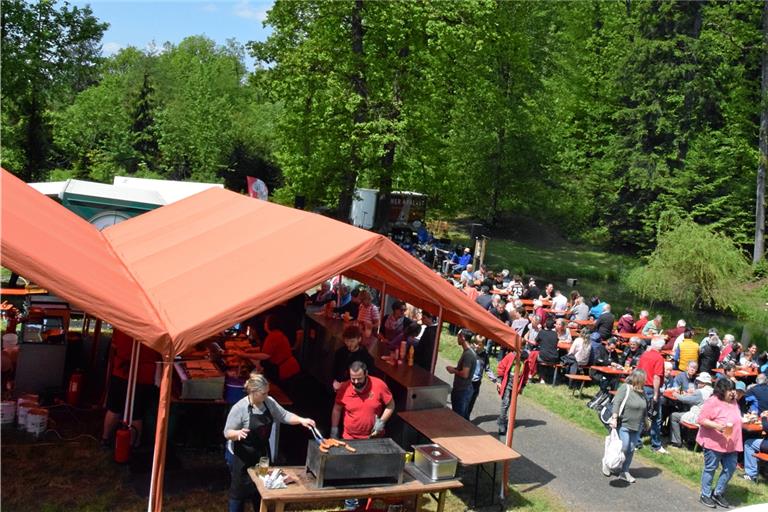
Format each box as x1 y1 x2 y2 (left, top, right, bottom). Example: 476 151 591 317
605 369 648 483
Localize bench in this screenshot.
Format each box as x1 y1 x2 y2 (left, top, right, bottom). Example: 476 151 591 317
565 374 592 398
537 361 563 385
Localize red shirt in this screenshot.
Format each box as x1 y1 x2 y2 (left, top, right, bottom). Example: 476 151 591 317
335 376 393 439
262 330 300 380
111 329 160 385
636 349 665 388
634 318 649 333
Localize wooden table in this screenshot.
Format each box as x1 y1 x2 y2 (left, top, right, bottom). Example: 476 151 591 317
248 466 462 512
712 367 759 379
742 422 764 434
398 407 520 507
591 365 631 376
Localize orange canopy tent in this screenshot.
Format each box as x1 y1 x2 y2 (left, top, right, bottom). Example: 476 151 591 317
1 169 522 510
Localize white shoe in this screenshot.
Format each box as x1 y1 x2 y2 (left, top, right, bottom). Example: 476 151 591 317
653 446 669 454
602 462 611 477
621 472 636 483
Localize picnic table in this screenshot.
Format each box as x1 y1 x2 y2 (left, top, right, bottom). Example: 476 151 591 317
712 367 759 379
248 466 461 512
591 365 630 377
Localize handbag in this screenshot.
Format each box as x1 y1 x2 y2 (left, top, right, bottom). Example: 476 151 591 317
602 427 625 472
601 386 631 472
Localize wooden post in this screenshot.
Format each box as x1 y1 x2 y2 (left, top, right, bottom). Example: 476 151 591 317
378 283 387 334
429 306 444 374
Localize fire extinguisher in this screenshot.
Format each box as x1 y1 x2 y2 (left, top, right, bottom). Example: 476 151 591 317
114 423 133 463
66 370 84 406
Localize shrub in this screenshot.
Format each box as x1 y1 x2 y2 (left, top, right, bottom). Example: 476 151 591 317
625 218 751 312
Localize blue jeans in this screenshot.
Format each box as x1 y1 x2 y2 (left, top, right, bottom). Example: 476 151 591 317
228 497 259 512
451 386 474 419
701 449 738 498
744 438 763 479
618 427 641 473
643 386 661 449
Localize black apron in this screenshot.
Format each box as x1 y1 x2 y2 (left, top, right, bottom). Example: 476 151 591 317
230 403 274 500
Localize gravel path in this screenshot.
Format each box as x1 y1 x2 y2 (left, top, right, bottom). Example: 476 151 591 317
434 357 703 511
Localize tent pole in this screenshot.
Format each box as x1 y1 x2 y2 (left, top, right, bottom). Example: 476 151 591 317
147 345 173 512
124 339 139 424
378 283 387 334
501 333 522 501
429 306 443 374
126 341 141 425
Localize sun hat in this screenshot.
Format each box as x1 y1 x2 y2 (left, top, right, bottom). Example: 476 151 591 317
695 372 713 384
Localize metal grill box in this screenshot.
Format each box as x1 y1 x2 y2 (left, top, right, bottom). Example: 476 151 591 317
306 438 405 488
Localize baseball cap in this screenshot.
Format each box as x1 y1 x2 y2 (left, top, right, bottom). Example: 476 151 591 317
735 381 746 392
695 372 713 384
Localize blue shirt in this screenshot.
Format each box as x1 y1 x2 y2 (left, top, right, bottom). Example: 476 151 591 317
589 302 607 319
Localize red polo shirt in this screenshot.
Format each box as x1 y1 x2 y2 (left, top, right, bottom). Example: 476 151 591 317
335 376 393 439
636 349 665 388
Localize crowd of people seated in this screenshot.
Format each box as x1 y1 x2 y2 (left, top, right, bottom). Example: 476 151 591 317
433 249 768 491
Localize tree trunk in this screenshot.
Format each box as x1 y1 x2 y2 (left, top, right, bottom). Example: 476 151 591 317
338 0 368 222
755 0 767 264
374 46 409 232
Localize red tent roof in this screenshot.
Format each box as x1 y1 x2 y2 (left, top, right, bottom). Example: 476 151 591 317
1 169 519 354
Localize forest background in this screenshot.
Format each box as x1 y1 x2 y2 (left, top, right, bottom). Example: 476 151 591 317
2 0 766 311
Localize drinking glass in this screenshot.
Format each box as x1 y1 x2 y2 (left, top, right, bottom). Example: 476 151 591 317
258 456 269 476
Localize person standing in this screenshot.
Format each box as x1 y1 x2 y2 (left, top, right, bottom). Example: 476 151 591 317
446 329 477 419
696 379 743 509
101 329 160 448
636 336 667 453
605 369 648 483
413 310 437 370
496 350 531 438
223 374 315 512
355 289 380 333
467 336 488 419
332 325 374 391
331 361 395 440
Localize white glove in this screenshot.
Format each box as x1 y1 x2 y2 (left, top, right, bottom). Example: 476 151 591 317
371 416 386 436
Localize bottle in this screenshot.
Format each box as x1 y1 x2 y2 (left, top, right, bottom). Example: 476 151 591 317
400 340 407 363
407 346 414 367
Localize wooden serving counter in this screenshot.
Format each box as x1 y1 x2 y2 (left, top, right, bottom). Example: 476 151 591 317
248 465 461 512
304 311 450 411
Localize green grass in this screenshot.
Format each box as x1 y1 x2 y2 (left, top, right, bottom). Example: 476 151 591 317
521 384 768 507
482 239 636 283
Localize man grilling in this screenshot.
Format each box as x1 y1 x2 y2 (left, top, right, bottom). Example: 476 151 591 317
331 361 395 440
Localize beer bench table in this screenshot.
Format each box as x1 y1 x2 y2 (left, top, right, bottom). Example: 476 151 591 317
248 466 462 512
398 408 521 507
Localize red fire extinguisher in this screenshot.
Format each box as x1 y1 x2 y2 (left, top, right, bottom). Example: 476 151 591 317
114 423 133 463
66 370 84 406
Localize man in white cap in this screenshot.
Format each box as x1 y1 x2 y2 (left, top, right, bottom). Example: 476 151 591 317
669 372 714 448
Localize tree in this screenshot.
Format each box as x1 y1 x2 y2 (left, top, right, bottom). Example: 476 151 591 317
1 0 107 180
755 0 767 264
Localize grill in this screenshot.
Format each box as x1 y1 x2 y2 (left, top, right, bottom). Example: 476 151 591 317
305 438 405 488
